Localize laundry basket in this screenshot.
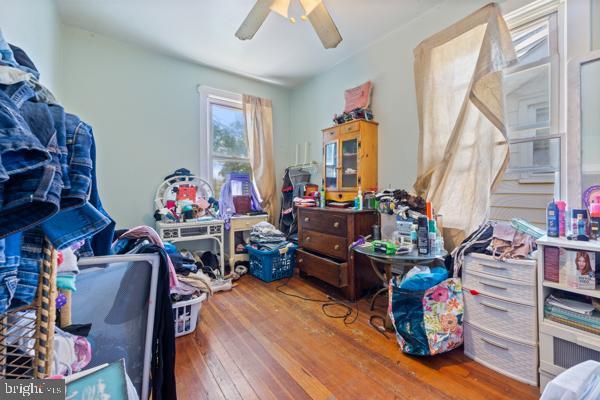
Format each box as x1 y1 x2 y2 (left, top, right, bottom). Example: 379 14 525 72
246 244 297 282
172 292 207 337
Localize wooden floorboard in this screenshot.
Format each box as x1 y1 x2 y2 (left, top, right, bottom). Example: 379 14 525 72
175 274 541 400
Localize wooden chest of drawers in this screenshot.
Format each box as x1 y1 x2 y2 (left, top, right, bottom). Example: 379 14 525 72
297 207 378 301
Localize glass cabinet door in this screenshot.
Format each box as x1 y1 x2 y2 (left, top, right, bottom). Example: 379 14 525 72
341 138 358 188
324 141 338 188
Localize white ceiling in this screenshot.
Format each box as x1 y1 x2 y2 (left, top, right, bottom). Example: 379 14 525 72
56 0 444 86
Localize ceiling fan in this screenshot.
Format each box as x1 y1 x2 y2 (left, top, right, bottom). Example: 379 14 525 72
235 0 343 49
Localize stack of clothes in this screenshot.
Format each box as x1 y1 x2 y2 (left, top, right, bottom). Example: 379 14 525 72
250 222 289 251
293 196 316 208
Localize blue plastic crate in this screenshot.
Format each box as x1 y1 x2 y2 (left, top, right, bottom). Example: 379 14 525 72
246 244 297 282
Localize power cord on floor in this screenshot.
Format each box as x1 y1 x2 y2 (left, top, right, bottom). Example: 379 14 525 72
275 279 359 326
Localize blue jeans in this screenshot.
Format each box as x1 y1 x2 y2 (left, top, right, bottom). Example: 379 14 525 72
41 202 111 250
61 114 93 210
0 232 21 313
49 104 70 192
0 100 62 238
79 134 115 257
12 228 43 308
0 86 49 178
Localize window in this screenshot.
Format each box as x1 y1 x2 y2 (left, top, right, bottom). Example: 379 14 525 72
503 11 561 180
490 0 564 226
198 87 251 197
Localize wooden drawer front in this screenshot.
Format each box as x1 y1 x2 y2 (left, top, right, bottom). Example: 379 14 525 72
463 270 536 306
230 215 268 231
297 249 348 288
323 127 339 138
325 191 356 202
464 323 538 386
464 291 536 344
301 230 347 260
300 210 347 237
340 121 360 134
464 254 536 284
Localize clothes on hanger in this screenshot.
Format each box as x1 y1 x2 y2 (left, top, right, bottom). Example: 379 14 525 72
0 32 115 312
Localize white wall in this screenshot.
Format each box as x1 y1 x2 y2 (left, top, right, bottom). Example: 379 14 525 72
0 0 62 95
289 0 511 190
60 26 291 229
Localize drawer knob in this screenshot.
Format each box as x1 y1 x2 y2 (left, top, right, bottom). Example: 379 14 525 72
334 244 340 250
305 237 311 242
333 222 340 228
298 258 303 263
304 217 310 222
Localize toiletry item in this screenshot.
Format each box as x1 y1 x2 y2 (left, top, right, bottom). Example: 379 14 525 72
436 235 444 255
590 203 600 240
319 189 326 208
410 226 417 250
547 200 559 237
572 209 589 236
417 216 429 255
428 220 437 255
556 200 567 237
426 202 433 220
372 224 381 241
577 214 589 241
357 187 363 211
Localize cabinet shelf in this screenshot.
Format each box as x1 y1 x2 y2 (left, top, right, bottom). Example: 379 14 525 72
542 281 600 299
537 236 600 252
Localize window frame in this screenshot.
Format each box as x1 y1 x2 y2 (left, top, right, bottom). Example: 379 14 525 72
198 85 250 194
503 0 565 196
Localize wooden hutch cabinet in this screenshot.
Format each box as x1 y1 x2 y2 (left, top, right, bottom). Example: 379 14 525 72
323 120 378 202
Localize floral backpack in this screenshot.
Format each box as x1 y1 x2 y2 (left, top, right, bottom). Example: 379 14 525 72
388 275 464 356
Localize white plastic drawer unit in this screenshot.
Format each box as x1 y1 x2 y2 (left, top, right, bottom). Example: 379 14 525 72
464 323 538 386
464 253 536 284
462 269 536 305
463 291 537 344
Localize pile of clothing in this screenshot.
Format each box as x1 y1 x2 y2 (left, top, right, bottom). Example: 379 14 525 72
250 222 288 251
0 32 115 313
450 219 538 275
293 196 316 208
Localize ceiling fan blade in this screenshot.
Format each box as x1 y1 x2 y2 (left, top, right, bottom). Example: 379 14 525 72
235 0 276 41
302 1 342 49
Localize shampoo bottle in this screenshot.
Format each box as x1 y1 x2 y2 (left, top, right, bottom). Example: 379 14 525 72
547 200 559 237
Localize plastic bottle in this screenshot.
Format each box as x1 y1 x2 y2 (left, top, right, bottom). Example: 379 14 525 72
319 189 326 208
357 187 363 211
428 220 437 255
547 200 559 237
556 200 567 237
417 216 429 255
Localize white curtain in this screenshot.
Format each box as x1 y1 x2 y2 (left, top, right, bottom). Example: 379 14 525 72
413 3 516 249
243 95 277 223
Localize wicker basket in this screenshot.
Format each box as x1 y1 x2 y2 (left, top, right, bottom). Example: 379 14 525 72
0 239 57 379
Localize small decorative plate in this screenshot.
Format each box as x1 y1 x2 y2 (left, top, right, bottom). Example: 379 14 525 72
583 185 600 209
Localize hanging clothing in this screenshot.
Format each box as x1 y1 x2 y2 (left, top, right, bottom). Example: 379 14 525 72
413 3 516 249
243 95 277 224
112 226 178 289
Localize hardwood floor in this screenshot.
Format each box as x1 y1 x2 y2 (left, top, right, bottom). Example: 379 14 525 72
175 274 540 400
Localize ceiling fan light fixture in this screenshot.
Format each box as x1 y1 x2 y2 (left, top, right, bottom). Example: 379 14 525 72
298 0 322 15
270 0 291 18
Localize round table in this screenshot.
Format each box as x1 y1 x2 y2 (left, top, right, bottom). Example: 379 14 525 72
353 244 447 331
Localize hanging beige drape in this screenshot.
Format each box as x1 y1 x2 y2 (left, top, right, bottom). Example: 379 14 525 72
413 3 516 249
243 95 277 223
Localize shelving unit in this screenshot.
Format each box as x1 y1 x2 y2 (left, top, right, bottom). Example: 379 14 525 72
536 236 600 391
